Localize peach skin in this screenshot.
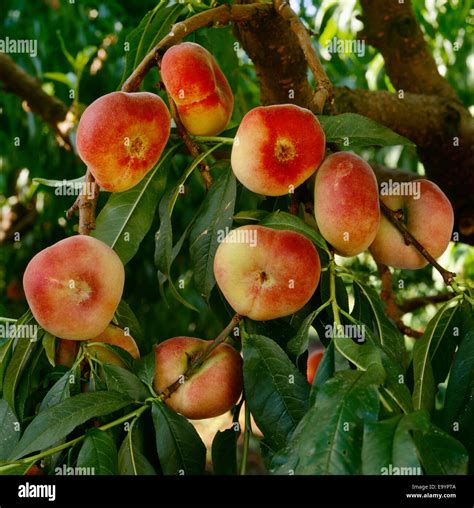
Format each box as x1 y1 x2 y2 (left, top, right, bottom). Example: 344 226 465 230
161 42 233 136
23 236 124 340
230 104 326 196
76 91 170 192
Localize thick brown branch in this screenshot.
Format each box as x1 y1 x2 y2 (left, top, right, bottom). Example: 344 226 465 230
273 0 333 113
399 293 453 314
380 201 456 285
159 314 242 400
78 169 99 236
0 54 72 147
121 3 273 93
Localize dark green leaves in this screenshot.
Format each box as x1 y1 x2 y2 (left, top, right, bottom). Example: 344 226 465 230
261 211 329 253
272 371 379 474
212 427 239 475
319 113 414 147
413 299 461 412
102 364 150 401
243 334 310 451
151 401 206 475
77 429 118 475
189 164 236 300
120 3 184 86
93 146 176 264
10 391 133 460
0 400 19 460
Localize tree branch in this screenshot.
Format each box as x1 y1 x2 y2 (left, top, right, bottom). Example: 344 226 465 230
399 293 453 314
77 169 99 236
273 0 333 113
121 3 273 93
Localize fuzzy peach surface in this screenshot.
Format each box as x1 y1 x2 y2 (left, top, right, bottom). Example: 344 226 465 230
87 324 140 365
154 337 243 420
231 104 326 196
23 236 124 340
370 179 454 269
314 151 380 257
161 42 233 136
76 91 170 192
214 225 321 320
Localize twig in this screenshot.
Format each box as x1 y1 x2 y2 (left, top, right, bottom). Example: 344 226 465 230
273 0 333 113
159 313 242 400
165 90 213 189
78 169 99 236
377 263 423 339
121 3 273 93
399 293 453 314
380 201 456 285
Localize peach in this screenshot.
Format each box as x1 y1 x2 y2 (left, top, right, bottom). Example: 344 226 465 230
213 225 321 321
87 324 140 366
154 337 242 419
230 104 326 196
370 179 454 269
161 42 233 136
76 91 170 192
55 338 79 368
307 350 324 384
314 152 380 256
23 236 124 340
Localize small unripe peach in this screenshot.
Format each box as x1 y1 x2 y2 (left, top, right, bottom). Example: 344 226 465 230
154 337 242 419
23 236 124 341
76 91 170 192
161 42 233 136
87 324 140 366
213 225 321 320
231 104 326 196
314 152 380 256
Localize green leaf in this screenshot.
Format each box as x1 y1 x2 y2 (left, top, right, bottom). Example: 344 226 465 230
151 401 206 475
415 424 468 475
10 391 133 460
272 370 379 474
33 176 84 188
93 146 177 264
120 2 184 87
361 412 426 475
0 400 20 460
42 333 56 367
243 334 310 451
77 428 118 475
211 428 239 475
2 311 37 414
102 364 150 402
113 300 144 348
134 351 156 389
261 211 329 253
352 280 405 365
233 210 269 224
189 164 236 300
413 299 461 412
118 430 156 475
319 113 415 147
39 369 78 412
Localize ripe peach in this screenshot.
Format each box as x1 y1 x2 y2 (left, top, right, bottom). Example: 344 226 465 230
161 42 233 136
153 337 242 419
370 179 454 269
307 350 324 384
314 152 380 256
76 91 170 192
23 236 124 340
230 104 326 196
213 225 321 320
87 324 140 366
